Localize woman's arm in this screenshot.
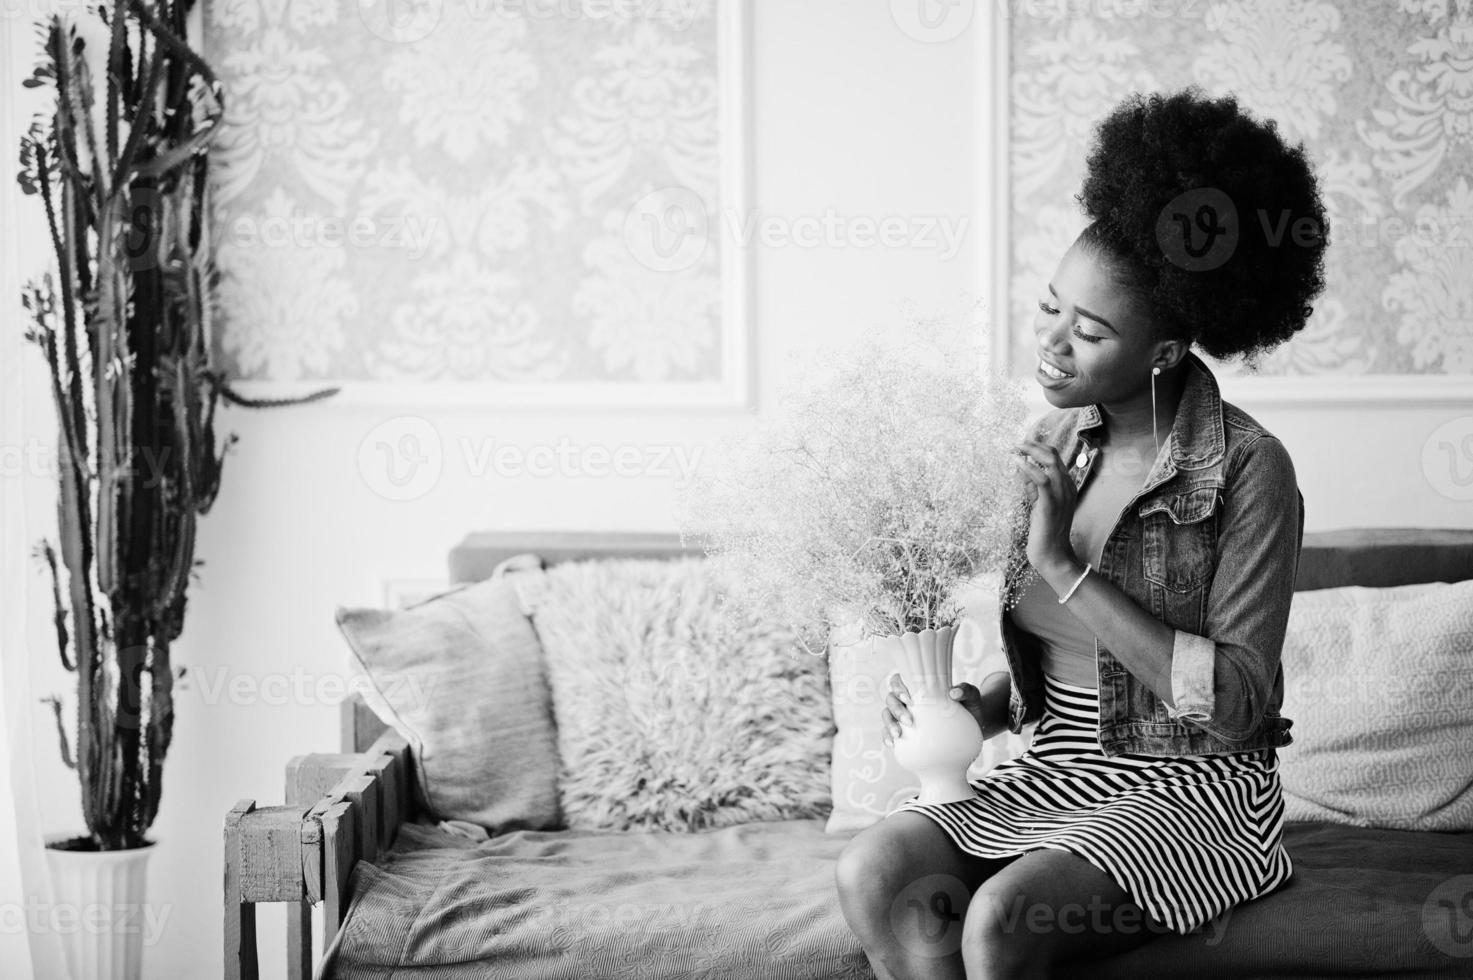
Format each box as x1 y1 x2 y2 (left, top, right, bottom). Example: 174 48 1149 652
1020 433 1304 744
1030 552 1178 709
970 669 1013 740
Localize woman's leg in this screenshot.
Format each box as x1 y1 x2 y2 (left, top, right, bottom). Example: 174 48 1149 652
835 811 1016 980
961 847 1170 980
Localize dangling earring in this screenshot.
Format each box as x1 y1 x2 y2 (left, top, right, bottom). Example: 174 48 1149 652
1151 366 1162 458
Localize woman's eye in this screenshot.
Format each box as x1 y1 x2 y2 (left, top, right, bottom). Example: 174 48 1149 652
1071 324 1104 344
1037 301 1059 316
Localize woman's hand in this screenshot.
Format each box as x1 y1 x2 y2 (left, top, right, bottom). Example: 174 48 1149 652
881 674 996 745
1015 438 1081 579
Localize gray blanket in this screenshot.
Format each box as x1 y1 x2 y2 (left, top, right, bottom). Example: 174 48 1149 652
320 818 1473 979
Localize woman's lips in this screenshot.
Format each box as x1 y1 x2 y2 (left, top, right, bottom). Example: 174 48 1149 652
1037 356 1074 384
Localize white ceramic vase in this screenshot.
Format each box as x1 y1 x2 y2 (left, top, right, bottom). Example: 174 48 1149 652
881 626 983 804
43 839 155 980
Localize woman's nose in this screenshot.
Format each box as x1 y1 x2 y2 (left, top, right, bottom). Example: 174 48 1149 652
1034 314 1070 352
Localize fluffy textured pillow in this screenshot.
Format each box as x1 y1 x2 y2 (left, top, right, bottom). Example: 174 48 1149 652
514 556 835 833
1278 579 1473 831
335 575 561 833
825 573 1033 834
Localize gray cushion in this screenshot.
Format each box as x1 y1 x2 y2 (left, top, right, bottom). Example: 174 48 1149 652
319 818 870 980
317 818 1473 980
335 576 560 832
1296 527 1473 591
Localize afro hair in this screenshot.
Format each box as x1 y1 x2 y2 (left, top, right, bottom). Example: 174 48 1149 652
1075 88 1329 365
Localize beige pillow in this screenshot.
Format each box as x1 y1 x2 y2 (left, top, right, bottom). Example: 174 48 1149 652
1278 579 1473 831
516 557 836 833
824 573 1033 834
335 575 561 832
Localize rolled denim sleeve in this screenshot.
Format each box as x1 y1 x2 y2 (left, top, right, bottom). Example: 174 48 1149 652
1164 434 1304 742
1165 630 1215 723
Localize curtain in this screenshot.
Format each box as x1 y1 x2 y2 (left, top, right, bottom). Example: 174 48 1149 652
2 10 65 978
0 323 43 980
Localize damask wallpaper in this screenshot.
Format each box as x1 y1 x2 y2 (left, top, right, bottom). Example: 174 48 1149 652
1006 0 1473 379
202 0 742 400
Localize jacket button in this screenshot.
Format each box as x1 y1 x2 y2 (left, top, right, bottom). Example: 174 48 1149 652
1075 451 1088 468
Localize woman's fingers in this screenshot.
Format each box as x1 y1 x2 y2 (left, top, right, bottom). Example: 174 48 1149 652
880 704 901 745
886 671 912 703
881 674 914 746
1016 441 1066 485
883 692 913 729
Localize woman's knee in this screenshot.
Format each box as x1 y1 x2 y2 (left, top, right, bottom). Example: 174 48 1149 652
961 882 1038 974
835 821 902 911
836 815 982 969
959 850 1158 976
836 814 984 930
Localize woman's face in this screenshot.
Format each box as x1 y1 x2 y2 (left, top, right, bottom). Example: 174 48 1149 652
1031 241 1162 410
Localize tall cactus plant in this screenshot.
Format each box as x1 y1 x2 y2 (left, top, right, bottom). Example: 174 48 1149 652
18 0 337 851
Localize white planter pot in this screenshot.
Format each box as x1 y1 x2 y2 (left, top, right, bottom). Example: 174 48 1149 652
43 839 155 980
881 626 983 804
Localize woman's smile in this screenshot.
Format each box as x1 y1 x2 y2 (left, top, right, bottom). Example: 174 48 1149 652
1037 354 1075 385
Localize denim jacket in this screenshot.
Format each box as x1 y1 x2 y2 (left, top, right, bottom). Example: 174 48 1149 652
998 351 1303 757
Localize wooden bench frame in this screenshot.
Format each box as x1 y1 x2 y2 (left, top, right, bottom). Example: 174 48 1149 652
223 724 415 980
220 528 1473 979
221 532 697 980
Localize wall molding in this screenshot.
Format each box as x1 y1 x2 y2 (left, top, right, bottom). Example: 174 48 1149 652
978 0 1009 375
223 0 756 412
1022 375 1472 413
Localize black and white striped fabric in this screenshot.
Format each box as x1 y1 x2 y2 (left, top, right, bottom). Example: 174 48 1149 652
895 675 1293 934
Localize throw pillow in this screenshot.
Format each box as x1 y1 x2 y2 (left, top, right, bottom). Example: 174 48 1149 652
824 572 1033 834
335 575 561 833
1277 579 1473 831
514 556 835 833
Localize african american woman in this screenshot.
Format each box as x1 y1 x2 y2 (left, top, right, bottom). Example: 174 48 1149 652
835 88 1329 980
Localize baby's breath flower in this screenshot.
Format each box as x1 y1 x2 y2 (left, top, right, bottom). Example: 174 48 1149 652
678 302 1036 656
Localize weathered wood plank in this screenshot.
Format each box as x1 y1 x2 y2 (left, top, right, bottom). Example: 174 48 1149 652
363 751 405 850
286 901 312 980
234 805 309 903
339 772 381 866
224 800 260 980
286 752 366 806
320 800 356 946
300 810 324 904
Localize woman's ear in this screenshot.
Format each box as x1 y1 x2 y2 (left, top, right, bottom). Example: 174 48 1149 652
1153 338 1191 372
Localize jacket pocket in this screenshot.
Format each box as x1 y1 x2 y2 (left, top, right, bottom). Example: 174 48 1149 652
1139 486 1221 594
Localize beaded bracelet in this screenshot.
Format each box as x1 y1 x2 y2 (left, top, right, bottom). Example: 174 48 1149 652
1057 563 1092 604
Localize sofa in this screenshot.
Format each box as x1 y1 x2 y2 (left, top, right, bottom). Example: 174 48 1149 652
222 527 1473 980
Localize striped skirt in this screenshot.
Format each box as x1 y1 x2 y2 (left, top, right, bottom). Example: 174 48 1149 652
894 675 1293 934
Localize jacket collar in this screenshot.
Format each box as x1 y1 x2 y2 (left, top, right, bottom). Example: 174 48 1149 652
1069 351 1226 483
